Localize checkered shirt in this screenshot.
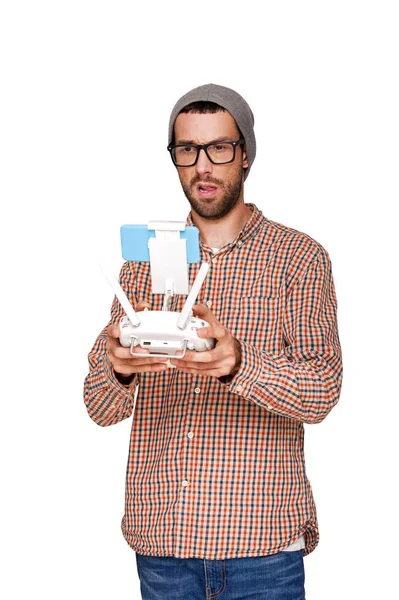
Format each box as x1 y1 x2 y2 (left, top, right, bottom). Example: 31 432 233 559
84 204 343 560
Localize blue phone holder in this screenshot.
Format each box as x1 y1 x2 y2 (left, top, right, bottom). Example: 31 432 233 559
120 221 201 300
120 224 200 263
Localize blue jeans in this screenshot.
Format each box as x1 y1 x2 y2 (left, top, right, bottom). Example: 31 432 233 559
135 550 305 599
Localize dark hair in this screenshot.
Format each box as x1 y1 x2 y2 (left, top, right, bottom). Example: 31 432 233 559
172 101 243 144
179 100 226 115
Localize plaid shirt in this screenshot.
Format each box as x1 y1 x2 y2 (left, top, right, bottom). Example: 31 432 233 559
84 204 342 560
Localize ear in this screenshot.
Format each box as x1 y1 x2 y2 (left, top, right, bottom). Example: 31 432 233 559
242 146 249 169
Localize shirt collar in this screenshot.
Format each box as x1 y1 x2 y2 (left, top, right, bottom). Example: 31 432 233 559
186 203 266 254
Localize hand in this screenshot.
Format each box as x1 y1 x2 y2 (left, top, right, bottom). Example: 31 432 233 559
170 304 242 378
106 301 168 377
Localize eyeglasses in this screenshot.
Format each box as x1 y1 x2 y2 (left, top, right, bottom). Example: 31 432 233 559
167 138 245 167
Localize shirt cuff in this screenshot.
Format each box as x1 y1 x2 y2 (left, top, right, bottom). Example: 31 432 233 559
218 340 261 398
103 353 138 396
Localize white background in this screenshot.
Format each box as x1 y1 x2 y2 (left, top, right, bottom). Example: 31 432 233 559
1 1 398 598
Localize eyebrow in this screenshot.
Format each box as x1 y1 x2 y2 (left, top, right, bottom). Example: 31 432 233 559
174 136 234 145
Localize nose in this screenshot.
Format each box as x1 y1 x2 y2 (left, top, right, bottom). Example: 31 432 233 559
195 148 213 176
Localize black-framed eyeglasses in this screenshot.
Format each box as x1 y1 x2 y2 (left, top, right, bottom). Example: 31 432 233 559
167 138 245 167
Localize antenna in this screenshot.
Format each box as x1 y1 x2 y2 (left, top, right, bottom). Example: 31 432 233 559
177 262 209 330
100 263 141 327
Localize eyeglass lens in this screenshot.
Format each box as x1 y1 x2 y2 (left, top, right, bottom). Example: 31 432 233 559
172 142 236 166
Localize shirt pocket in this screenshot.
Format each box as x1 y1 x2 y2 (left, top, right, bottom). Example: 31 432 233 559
229 295 284 354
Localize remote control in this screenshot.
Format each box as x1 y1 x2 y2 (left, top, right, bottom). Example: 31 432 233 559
119 311 214 357
101 262 215 358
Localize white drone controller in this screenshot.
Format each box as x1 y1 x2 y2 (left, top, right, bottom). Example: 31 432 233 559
102 262 215 358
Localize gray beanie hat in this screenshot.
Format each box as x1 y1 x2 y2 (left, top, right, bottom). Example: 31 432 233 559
168 83 256 180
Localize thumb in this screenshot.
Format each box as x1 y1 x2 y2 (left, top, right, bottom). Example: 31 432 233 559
193 303 219 326
135 301 152 312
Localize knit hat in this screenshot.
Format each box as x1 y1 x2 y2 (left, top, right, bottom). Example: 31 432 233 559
168 83 256 180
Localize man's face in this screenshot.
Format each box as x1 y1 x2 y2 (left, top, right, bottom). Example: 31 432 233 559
173 111 248 220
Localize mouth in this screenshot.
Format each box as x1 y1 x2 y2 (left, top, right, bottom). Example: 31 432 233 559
197 183 218 198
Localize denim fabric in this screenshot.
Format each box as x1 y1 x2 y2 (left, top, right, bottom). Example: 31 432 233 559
136 550 305 599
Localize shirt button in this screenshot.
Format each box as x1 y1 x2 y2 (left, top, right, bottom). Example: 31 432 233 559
237 240 243 247
182 480 189 487
194 387 201 394
212 257 218 264
206 300 212 308
187 431 194 439
236 384 243 393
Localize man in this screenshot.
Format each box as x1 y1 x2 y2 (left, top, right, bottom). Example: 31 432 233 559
84 83 343 599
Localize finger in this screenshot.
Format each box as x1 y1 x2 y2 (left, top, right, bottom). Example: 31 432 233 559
107 339 166 361
192 304 220 327
197 325 226 340
135 301 152 311
107 338 147 357
111 347 168 363
107 324 121 339
112 356 169 367
172 366 228 377
114 363 168 375
110 354 169 370
173 361 218 372
171 355 220 369
134 363 168 373
107 334 158 356
172 344 225 365
126 346 151 356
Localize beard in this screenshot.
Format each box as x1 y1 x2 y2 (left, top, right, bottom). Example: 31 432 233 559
180 165 244 220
